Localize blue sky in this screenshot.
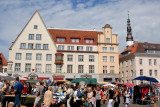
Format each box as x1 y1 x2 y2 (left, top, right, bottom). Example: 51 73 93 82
0 0 160 60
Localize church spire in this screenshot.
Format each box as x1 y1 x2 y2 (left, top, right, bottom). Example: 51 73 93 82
126 11 134 46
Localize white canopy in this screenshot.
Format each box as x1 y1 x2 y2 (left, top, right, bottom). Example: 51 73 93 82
103 84 116 87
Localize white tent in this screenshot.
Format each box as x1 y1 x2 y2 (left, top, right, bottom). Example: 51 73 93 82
103 84 116 87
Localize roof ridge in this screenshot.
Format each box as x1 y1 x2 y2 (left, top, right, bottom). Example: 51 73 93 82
47 28 102 32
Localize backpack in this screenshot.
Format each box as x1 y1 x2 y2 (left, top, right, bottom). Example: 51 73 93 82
77 90 82 98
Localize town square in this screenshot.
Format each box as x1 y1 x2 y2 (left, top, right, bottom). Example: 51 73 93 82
0 0 160 107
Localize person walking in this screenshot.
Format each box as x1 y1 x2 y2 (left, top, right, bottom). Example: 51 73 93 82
44 86 53 107
74 86 82 107
124 89 131 107
113 87 120 107
95 86 103 107
33 82 44 107
66 85 73 107
106 86 114 107
12 77 24 107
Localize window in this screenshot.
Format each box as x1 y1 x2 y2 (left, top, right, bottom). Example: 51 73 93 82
56 65 62 73
155 70 158 76
103 56 107 62
102 47 107 52
110 66 115 74
89 55 94 62
78 65 83 73
85 39 93 43
103 66 107 74
20 43 26 49
67 65 72 73
140 69 143 76
35 44 41 49
149 59 152 65
89 65 94 73
28 34 34 40
149 70 152 76
25 63 31 72
15 53 21 60
71 39 79 43
110 56 115 62
67 55 73 61
78 55 84 62
46 54 52 61
56 55 63 60
4 68 7 73
26 53 32 60
15 63 21 72
151 45 156 48
86 47 93 51
43 44 48 50
58 45 64 50
36 54 42 60
35 64 41 72
130 59 133 66
8 64 12 70
122 71 124 78
36 34 41 40
106 38 110 43
154 59 157 65
110 47 115 52
68 46 74 50
28 43 33 49
131 70 133 77
139 59 143 65
34 25 38 29
77 46 83 51
57 38 65 42
46 64 52 73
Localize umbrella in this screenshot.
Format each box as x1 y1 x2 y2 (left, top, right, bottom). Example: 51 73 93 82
103 84 116 87
124 83 136 86
19 77 27 80
97 81 110 85
133 76 158 82
0 72 8 76
1 76 14 81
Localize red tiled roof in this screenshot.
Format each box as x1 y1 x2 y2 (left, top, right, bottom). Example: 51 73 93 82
119 42 160 58
48 29 102 45
0 53 8 66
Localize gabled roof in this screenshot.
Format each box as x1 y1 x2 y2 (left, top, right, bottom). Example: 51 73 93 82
119 42 160 58
0 53 8 66
48 28 102 45
10 10 57 50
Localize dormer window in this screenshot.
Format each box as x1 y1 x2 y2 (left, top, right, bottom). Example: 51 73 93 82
57 38 65 42
143 45 148 48
106 38 110 43
34 25 38 29
71 38 79 43
85 39 93 43
151 45 156 48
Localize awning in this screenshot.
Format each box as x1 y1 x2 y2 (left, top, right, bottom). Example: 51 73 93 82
71 78 97 84
38 77 49 80
54 78 63 81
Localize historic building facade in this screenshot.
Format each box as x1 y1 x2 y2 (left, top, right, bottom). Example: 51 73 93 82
119 14 160 84
8 11 119 81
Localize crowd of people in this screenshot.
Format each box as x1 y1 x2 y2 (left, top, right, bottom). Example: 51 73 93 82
0 77 159 107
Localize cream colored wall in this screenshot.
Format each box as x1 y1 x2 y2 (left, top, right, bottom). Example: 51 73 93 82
9 11 57 74
56 44 99 75
98 27 119 74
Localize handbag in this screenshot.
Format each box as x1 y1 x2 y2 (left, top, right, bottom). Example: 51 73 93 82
66 94 70 99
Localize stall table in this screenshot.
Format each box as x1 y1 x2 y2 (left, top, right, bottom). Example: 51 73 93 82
3 95 36 106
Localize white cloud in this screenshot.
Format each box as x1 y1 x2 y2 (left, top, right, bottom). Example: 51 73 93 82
0 0 160 60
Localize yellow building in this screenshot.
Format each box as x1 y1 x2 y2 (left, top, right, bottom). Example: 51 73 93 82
98 24 119 82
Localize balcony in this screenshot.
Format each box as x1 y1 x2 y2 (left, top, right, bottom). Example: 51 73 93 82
55 60 63 64
55 52 64 65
